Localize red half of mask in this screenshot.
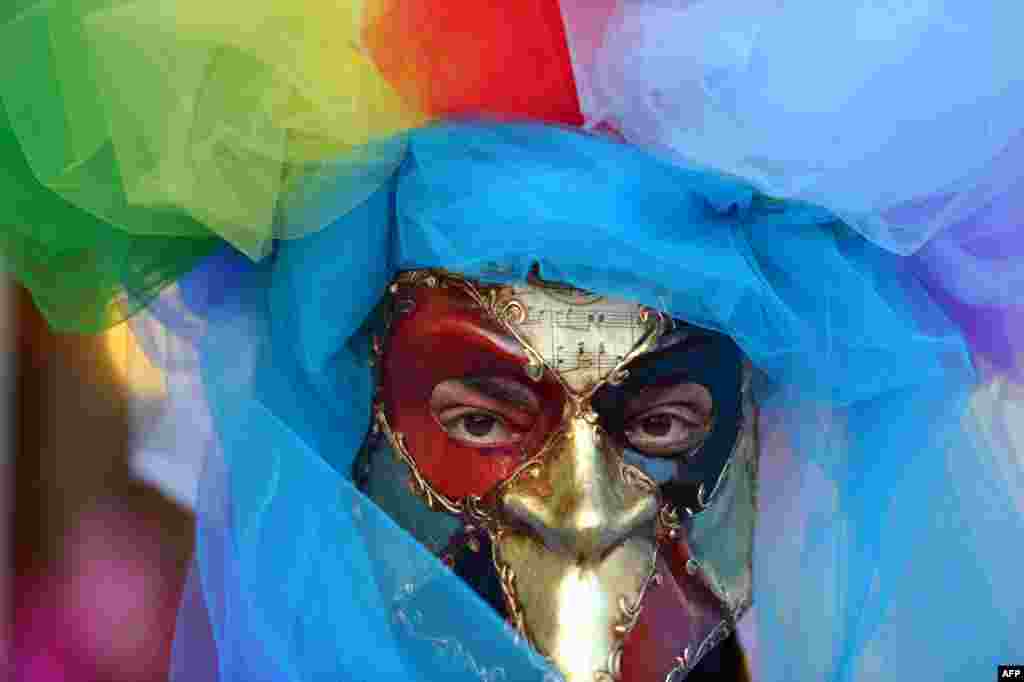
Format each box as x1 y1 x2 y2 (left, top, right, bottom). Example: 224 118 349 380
381 284 566 500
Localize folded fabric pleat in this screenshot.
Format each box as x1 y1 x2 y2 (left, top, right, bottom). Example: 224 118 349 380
559 0 1024 257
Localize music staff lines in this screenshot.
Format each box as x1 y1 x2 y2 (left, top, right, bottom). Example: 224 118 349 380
513 306 645 374
519 308 639 329
552 346 625 372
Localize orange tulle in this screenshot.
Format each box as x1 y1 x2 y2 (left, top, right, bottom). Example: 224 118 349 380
365 0 582 125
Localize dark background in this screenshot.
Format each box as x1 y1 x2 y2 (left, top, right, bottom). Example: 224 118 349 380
9 285 192 681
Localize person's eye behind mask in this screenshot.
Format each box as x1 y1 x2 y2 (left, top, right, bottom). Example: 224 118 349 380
431 376 541 450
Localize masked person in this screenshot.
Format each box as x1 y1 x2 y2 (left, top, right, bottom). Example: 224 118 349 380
359 265 756 680
3 3 1022 682
133 119 1014 682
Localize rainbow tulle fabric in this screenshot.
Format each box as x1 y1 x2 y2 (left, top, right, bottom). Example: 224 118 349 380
3 2 1023 681
0 0 581 331
4 0 1022 333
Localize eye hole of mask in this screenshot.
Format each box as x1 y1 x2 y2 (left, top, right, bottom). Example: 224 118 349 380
436 407 521 447
430 376 541 449
621 383 714 457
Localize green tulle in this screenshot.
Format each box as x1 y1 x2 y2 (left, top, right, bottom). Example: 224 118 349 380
0 0 231 332
1 101 218 333
0 0 423 332
0 0 419 257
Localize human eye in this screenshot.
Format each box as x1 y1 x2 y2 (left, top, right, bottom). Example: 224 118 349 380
430 376 539 448
623 403 710 457
436 406 521 447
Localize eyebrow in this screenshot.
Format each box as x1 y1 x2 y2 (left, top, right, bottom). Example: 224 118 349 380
623 382 713 420
430 376 540 429
459 376 540 412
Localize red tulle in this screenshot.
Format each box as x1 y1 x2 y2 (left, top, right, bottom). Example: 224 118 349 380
366 0 583 125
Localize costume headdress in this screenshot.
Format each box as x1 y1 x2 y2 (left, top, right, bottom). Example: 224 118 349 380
3 2 1022 680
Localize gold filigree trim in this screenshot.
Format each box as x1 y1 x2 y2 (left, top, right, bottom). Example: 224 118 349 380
374 406 465 516
687 361 756 517
612 552 660 638
375 404 502 533
657 503 683 542
390 269 670 399
664 620 734 681
394 270 441 289
495 554 527 638
620 461 657 495
597 546 661 682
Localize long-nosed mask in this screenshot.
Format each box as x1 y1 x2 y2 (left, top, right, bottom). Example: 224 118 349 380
358 268 758 682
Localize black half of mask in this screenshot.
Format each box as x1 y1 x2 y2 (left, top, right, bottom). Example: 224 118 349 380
591 323 745 514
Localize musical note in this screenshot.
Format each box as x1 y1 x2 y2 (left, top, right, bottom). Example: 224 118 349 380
552 344 623 373
508 295 651 383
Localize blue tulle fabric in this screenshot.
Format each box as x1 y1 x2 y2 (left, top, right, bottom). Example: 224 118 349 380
155 122 1022 681
557 0 1024 257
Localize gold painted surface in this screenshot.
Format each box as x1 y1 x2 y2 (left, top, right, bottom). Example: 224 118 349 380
496 533 655 682
495 415 658 682
501 417 657 559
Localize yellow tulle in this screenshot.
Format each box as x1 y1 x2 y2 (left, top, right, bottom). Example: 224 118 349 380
3 0 423 260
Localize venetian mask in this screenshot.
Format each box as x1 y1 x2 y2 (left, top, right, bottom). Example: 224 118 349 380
358 267 758 681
